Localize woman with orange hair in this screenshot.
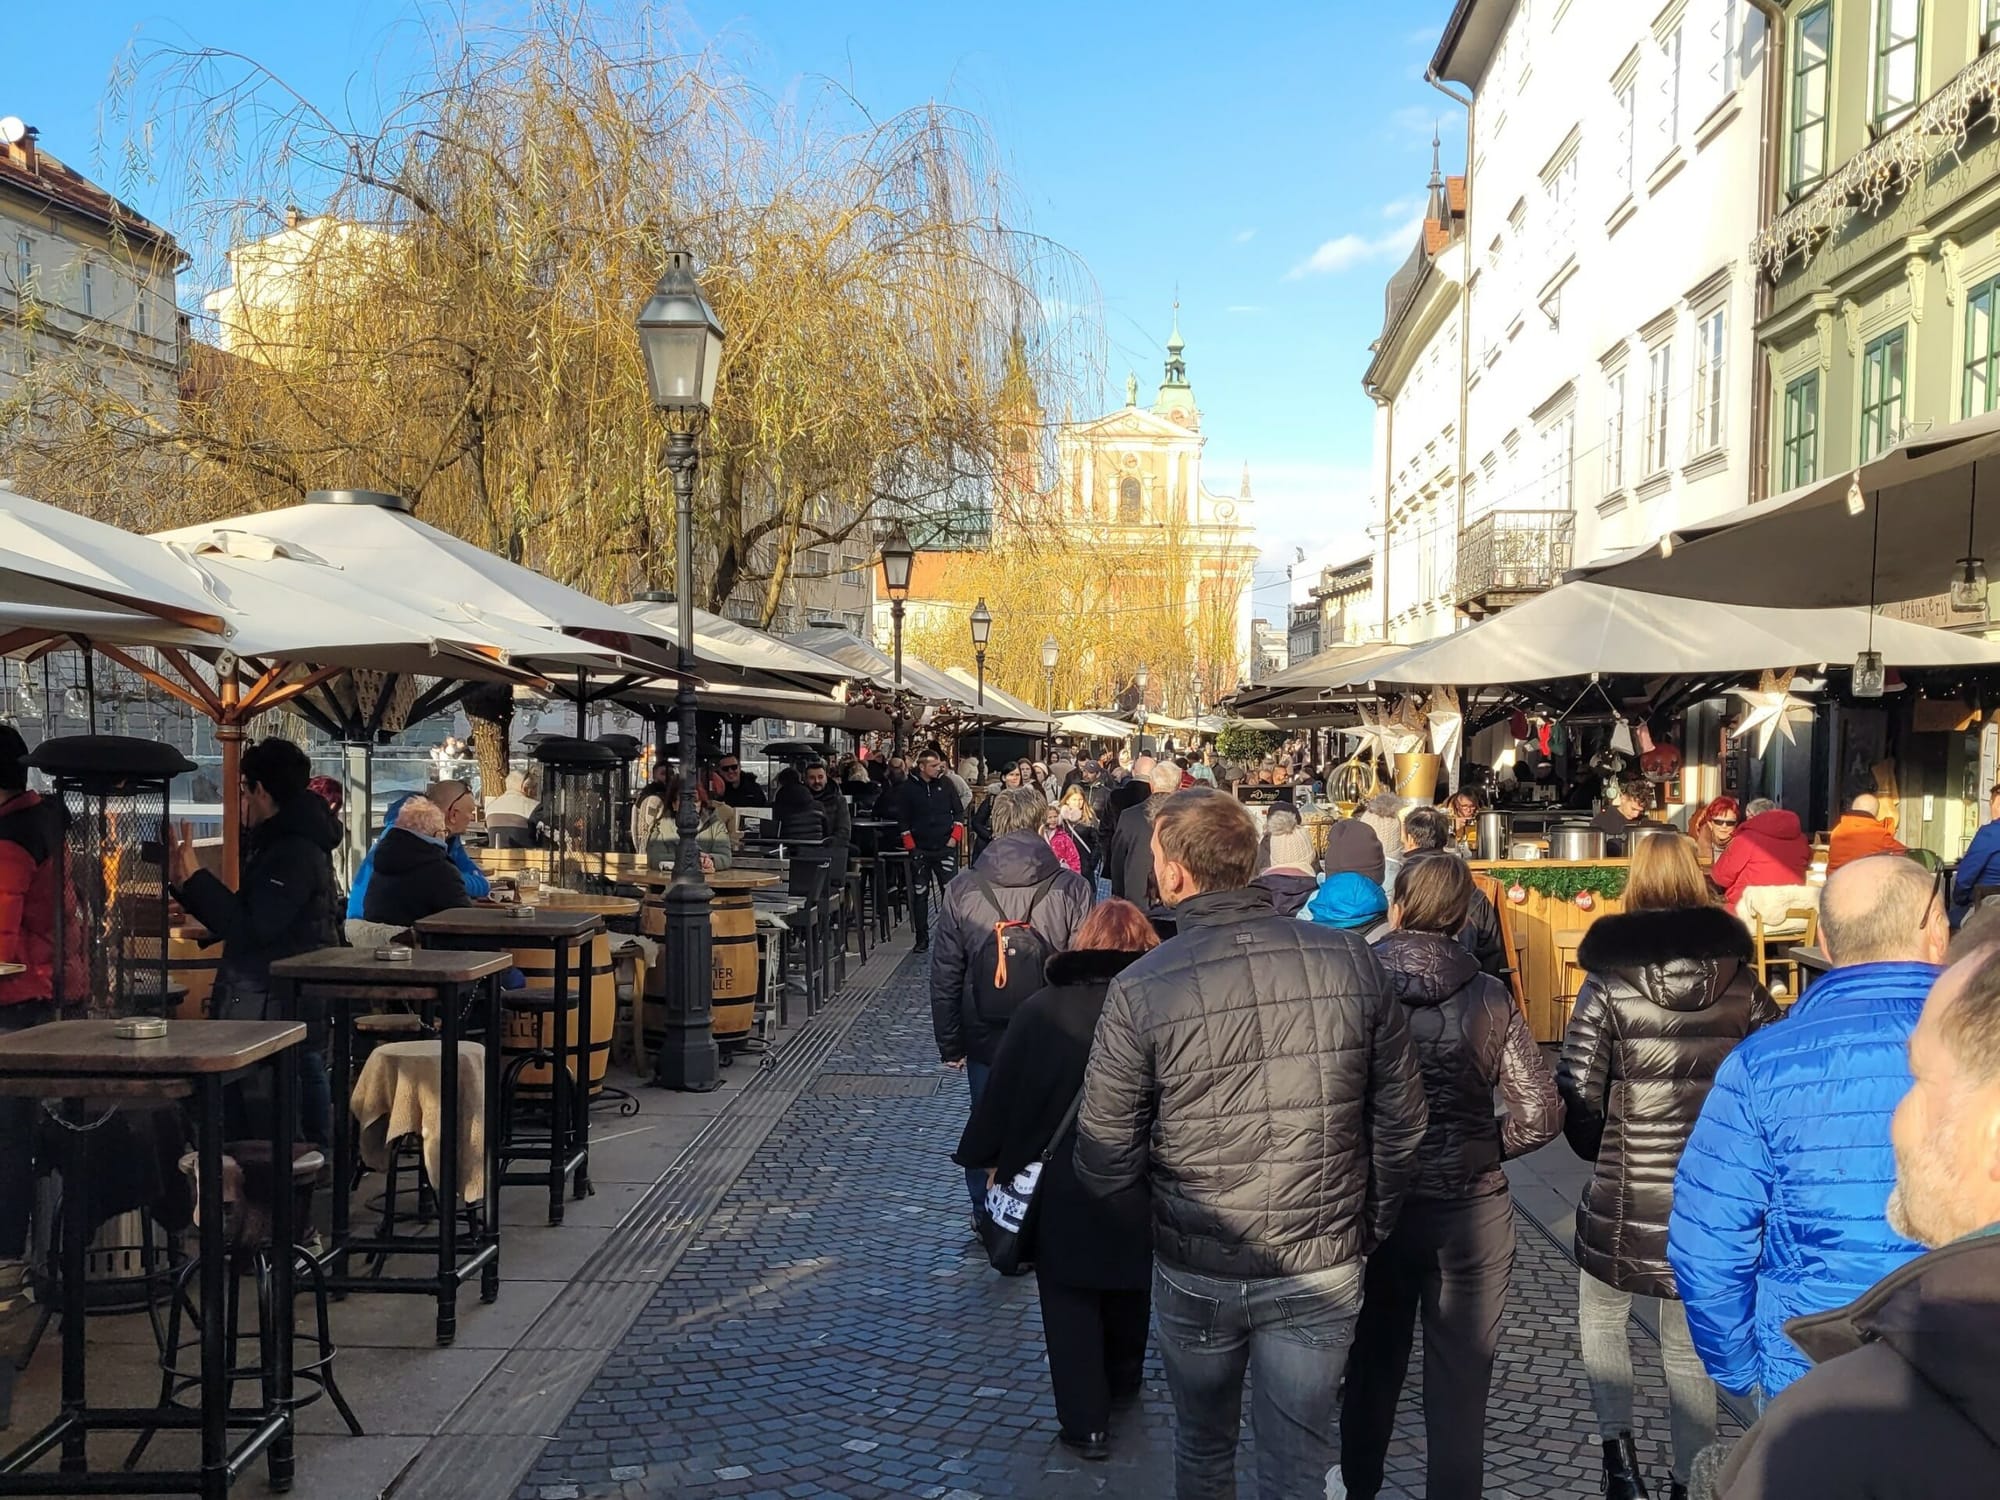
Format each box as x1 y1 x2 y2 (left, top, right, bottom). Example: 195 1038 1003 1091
1690 795 1741 865
955 899 1156 1463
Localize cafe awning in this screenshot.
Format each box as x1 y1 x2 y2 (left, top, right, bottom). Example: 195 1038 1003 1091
1058 711 1137 739
0 484 226 634
779 626 989 714
1573 407 2000 608
940 669 1046 731
1366 580 2000 688
616 599 851 693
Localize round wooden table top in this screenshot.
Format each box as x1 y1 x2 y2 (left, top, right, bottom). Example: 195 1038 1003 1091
500 891 641 919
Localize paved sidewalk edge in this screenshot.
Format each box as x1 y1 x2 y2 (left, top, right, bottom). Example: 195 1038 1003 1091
383 943 915 1500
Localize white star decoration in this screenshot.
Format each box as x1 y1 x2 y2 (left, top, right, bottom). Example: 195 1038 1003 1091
1730 670 1815 758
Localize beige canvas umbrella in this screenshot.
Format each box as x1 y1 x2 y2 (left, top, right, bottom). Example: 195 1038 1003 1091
0 485 226 635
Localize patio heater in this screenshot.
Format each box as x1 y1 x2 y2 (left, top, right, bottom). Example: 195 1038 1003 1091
638 245 725 1092
532 737 621 890
970 598 992 776
27 736 196 1019
593 733 643 854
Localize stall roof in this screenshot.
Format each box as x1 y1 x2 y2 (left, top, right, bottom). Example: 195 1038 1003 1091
1572 407 2000 608
1058 711 1137 739
940 668 1047 731
1233 640 1415 711
1367 580 2000 687
780 626 991 715
616 599 851 693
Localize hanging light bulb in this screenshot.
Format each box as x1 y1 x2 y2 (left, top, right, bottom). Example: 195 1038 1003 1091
1847 471 1867 515
1952 463 1986 612
15 678 38 718
62 685 87 721
1659 532 1674 559
1952 556 1990 612
1852 650 1886 699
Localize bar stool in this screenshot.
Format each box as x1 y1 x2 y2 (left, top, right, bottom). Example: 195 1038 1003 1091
1554 929 1587 1036
129 1144 363 1469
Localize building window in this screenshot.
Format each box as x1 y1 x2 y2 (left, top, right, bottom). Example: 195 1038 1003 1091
1873 0 1921 130
1782 372 1820 489
13 236 30 289
133 288 148 336
1660 23 1685 151
1614 81 1637 199
1791 5 1833 195
1860 326 1909 459
1966 275 2000 417
81 261 94 318
1644 340 1673 475
1692 305 1728 454
1985 0 2000 51
1604 365 1628 492
796 547 828 577
1118 476 1142 523
1705 0 1742 107
1541 411 1576 509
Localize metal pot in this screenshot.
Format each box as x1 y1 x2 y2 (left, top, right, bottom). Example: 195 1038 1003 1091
1549 824 1607 861
1508 840 1545 860
1626 821 1679 850
1475 810 1512 861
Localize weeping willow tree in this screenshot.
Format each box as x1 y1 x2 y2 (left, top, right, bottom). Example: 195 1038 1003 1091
6 1 1099 622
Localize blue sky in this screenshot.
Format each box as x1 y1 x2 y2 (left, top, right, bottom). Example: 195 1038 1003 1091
7 0 1461 613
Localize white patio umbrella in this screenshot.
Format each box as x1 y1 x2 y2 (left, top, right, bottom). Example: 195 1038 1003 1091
941 668 1046 730
1365 580 2000 687
0 484 226 633
780 626 989 714
1232 640 1414 711
1573 407 2000 608
1058 711 1138 739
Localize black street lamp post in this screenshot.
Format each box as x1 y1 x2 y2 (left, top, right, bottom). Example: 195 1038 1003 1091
638 247 725 1093
1041 635 1059 763
970 598 992 777
881 522 914 754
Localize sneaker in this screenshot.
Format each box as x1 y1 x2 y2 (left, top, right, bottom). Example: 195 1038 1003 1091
0 1257 31 1311
913 940 930 953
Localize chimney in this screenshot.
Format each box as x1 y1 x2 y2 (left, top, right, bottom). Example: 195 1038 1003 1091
284 204 303 229
5 125 38 175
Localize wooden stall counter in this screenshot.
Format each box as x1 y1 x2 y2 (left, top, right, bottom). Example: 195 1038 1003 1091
1469 858 1632 1044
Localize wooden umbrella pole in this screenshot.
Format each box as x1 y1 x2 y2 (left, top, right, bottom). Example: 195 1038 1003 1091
219 671 242 886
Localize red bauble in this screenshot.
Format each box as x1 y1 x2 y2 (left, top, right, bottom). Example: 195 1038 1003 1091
1507 883 1528 905
1640 744 1682 782
1574 890 1596 912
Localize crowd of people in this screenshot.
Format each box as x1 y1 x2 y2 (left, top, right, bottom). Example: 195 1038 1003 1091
918 752 2000 1500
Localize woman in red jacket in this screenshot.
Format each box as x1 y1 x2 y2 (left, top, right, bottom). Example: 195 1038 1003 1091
1709 797 1812 911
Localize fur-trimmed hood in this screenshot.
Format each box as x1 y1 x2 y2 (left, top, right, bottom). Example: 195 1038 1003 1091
1578 903 1754 1013
1044 947 1149 987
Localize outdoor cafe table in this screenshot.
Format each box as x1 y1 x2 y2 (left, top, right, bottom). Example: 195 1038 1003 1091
525 889 642 922
627 871 782 1047
266 948 510 1346
0 1019 304 1500
411 908 604 1225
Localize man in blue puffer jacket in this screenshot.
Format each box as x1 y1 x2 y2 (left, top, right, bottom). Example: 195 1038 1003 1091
1668 855 1943 1402
346 782 490 921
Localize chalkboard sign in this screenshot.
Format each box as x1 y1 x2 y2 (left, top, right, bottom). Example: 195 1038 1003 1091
1234 784 1297 809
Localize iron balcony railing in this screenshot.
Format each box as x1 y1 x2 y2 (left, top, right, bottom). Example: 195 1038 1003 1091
1454 509 1574 608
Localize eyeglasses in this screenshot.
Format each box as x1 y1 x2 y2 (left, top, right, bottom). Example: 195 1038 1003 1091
1919 863 1950 932
1710 818 1739 828
719 763 740 773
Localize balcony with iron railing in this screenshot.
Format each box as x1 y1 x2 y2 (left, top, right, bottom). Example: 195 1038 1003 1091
1454 509 1574 618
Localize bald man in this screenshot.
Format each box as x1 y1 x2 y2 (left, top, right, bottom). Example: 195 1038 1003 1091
1827 792 1908 872
1670 855 1942 1403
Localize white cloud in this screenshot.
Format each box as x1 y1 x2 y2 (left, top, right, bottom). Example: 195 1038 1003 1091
1232 227 1257 244
1284 212 1423 279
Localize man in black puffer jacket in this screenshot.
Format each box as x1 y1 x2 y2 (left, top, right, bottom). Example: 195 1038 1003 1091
361 796 476 929
1076 789 1427 1499
886 745 964 951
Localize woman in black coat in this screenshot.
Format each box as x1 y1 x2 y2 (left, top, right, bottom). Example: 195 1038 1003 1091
1556 832 1781 1500
1340 851 1564 1500
955 899 1156 1463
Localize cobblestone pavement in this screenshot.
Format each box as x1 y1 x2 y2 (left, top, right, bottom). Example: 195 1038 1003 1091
519 955 1734 1499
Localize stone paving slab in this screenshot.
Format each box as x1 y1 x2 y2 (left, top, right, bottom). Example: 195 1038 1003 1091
519 955 1738 1499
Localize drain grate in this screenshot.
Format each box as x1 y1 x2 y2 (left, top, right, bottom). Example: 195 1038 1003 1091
810 1073 945 1097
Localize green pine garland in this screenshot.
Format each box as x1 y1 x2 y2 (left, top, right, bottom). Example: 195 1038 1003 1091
1498 865 1628 904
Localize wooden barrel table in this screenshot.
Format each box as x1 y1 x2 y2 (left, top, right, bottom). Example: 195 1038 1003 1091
638 870 777 1053
503 930 616 1097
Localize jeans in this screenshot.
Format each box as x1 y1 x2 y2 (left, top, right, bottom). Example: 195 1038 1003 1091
1340 1191 1514 1500
1154 1258 1363 1500
1577 1270 1717 1485
963 1059 991 1212
909 847 958 946
0 1002 56 1260
1038 1274 1151 1436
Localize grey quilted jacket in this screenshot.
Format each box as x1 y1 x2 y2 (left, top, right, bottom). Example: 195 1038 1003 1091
1073 886 1428 1278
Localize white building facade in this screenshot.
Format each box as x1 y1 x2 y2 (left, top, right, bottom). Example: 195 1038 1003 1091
1384 0 1768 636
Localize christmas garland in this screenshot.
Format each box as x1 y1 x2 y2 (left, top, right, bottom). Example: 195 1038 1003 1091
1500 865 1628 905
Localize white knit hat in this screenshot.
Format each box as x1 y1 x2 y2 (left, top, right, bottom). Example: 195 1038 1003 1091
1265 824 1317 872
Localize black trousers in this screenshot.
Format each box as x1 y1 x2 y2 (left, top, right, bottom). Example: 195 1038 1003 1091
1036 1272 1150 1437
908 847 957 946
1340 1190 1515 1500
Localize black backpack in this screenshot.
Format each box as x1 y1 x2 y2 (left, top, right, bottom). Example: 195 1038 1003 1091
964 870 1060 1028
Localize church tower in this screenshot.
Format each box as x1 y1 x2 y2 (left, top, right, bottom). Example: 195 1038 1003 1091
996 319 1044 527
1152 305 1199 430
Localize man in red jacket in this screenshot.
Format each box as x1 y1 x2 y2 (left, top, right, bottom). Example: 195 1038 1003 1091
1711 796 1813 911
0 725 83 1306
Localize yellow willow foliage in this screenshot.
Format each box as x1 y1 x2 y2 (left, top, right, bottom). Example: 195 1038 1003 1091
5 2 1099 614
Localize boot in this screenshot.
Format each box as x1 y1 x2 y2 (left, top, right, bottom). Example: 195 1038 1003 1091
1668 1485 1688 1500
1602 1434 1647 1499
